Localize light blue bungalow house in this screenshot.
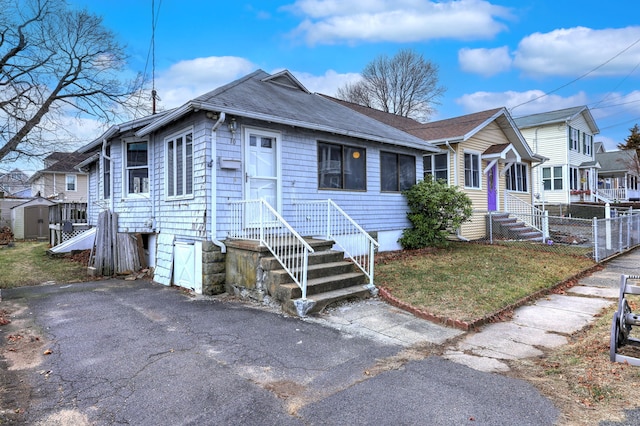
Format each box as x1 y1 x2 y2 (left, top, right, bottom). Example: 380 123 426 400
77 69 440 315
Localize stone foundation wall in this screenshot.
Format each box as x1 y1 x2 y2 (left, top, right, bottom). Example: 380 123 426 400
202 241 226 295
224 240 271 302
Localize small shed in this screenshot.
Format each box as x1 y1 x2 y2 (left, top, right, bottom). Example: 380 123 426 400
11 197 56 240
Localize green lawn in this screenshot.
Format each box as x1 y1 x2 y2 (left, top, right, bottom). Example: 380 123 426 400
375 242 596 322
0 242 89 289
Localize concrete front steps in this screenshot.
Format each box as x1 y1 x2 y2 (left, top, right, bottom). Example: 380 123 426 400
262 239 371 316
491 213 543 241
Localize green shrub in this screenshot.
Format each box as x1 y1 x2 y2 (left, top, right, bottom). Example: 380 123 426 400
399 179 473 248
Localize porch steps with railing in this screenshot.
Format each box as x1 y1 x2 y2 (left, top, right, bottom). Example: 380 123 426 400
261 239 370 316
492 213 544 241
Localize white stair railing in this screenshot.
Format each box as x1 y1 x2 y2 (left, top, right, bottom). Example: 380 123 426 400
228 199 314 299
596 188 623 203
504 193 549 240
294 199 379 288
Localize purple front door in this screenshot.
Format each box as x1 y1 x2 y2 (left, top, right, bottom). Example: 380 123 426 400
487 164 497 211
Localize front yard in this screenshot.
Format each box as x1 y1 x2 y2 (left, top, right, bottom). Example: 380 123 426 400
375 242 596 324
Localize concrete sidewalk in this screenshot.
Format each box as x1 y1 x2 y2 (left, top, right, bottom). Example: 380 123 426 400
309 247 640 373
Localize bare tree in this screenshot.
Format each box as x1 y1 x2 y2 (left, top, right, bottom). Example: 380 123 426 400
0 0 143 163
336 49 445 122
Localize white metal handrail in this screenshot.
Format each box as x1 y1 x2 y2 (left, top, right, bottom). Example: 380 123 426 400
228 199 314 299
294 199 379 287
504 193 549 240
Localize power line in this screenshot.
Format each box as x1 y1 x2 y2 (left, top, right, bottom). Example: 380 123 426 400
510 34 640 112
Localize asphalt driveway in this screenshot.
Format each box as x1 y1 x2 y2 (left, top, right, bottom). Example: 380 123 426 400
0 279 558 425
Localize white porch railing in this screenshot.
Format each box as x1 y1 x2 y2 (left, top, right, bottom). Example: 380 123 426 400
228 199 314 299
598 188 627 202
293 199 379 288
504 193 549 240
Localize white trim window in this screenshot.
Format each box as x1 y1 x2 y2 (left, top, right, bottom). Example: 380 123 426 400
423 153 448 182
583 133 593 156
464 152 481 189
542 166 563 191
65 174 77 191
569 126 580 152
505 163 528 192
166 129 194 198
126 141 149 195
570 167 580 191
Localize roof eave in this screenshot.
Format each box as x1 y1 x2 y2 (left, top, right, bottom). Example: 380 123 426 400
141 101 440 153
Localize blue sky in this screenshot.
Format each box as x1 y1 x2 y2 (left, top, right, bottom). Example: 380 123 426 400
13 0 640 173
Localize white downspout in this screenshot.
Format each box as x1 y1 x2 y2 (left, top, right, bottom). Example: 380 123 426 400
445 141 457 186
210 112 227 253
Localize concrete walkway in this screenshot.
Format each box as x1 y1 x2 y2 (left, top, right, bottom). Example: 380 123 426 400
309 247 640 373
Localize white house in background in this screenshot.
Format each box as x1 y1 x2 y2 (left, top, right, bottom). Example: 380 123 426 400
513 106 601 207
594 142 640 202
77 69 440 314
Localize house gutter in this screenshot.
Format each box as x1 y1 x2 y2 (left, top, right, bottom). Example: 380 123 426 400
209 112 227 253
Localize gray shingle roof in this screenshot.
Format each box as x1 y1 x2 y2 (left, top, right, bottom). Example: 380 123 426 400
596 150 637 173
513 106 599 134
187 69 437 151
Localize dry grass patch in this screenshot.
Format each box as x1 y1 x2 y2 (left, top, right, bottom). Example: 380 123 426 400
0 242 89 289
509 300 640 425
375 242 595 322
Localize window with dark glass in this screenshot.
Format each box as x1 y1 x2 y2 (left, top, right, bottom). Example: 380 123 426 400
505 163 528 192
126 141 149 194
381 152 416 192
464 152 480 188
423 153 448 181
317 142 366 190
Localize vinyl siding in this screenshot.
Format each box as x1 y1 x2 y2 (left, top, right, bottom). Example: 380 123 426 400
519 115 596 207
452 122 535 240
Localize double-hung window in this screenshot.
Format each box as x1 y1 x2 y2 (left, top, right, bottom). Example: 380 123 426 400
166 129 194 198
464 152 480 188
505 163 528 192
126 141 149 195
423 153 448 182
569 167 579 190
317 142 366 190
542 166 563 190
569 127 580 152
65 174 77 191
583 133 593 156
380 152 416 192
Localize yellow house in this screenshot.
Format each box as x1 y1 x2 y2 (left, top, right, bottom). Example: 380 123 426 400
410 108 546 240
324 98 546 241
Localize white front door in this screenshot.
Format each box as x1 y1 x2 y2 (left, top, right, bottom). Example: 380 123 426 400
245 128 281 212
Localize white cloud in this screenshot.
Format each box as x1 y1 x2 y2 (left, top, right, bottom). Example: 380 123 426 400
514 26 640 77
155 56 256 108
458 46 511 76
285 0 511 45
291 69 361 95
456 89 589 116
